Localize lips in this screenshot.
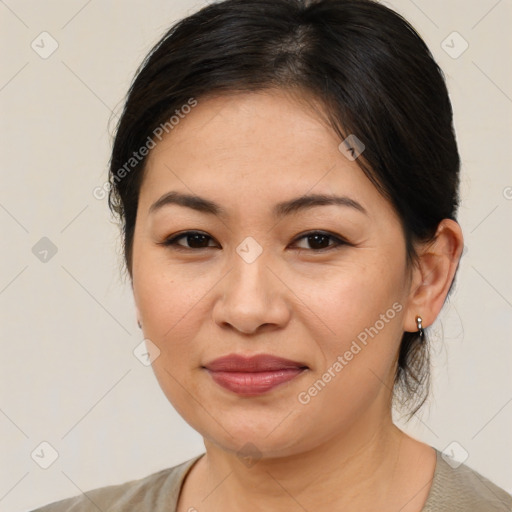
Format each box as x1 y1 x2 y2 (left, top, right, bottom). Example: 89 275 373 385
204 354 308 372
203 354 308 396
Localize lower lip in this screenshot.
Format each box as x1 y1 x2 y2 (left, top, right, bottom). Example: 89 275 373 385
206 368 306 396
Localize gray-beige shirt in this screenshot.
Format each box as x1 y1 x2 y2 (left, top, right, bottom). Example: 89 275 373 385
31 448 512 511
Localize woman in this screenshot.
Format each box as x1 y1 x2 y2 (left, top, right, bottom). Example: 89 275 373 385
32 0 511 510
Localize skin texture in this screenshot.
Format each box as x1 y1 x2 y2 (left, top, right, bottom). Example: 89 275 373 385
131 88 464 511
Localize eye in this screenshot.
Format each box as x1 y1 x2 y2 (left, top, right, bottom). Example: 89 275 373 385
159 231 218 250
290 231 347 251
158 230 348 252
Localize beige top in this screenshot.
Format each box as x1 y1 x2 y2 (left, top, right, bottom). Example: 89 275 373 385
31 448 512 511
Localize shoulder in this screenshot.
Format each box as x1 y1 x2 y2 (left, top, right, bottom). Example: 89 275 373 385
422 448 512 512
29 454 204 512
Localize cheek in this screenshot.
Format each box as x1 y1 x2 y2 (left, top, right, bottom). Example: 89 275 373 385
300 261 405 347
132 256 221 414
293 274 405 437
296 261 406 412
132 262 210 420
133 248 214 341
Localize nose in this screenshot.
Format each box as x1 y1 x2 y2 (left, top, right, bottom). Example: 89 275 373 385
212 251 291 335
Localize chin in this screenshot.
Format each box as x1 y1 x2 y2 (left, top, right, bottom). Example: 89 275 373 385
194 412 315 458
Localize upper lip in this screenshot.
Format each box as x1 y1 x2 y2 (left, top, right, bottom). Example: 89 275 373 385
203 354 308 372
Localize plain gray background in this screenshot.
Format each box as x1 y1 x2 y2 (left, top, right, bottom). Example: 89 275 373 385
1 1 511 510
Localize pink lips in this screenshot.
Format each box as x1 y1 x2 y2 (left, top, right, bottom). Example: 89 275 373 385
203 354 308 396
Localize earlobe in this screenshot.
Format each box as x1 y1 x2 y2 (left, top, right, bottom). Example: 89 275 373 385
404 219 464 333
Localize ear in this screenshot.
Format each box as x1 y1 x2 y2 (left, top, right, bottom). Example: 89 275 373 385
403 219 464 333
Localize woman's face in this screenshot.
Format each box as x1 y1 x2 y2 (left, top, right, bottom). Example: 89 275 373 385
132 89 414 457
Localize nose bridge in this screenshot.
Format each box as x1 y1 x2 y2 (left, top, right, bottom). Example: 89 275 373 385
213 239 289 333
228 241 274 307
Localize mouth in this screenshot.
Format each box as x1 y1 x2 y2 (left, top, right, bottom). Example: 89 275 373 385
202 353 309 396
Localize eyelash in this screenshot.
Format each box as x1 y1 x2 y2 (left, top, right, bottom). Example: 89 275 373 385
159 230 348 252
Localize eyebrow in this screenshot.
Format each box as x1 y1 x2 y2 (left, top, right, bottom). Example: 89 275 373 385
148 191 367 217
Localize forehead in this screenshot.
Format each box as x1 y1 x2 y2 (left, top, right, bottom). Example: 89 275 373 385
139 89 388 220
146 90 337 167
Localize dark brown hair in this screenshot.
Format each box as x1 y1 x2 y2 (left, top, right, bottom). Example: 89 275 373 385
108 0 461 417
